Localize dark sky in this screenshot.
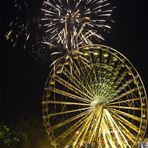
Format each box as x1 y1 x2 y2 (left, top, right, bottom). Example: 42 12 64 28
0 0 148 123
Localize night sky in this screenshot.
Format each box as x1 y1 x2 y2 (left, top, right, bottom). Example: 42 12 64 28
0 0 148 126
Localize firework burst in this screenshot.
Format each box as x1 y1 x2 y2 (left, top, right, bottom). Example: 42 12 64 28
41 0 114 50
5 0 114 62
5 0 53 63
5 0 36 49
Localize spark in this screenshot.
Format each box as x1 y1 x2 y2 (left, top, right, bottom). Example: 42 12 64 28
5 0 53 63
41 0 114 50
5 0 114 62
6 1 33 48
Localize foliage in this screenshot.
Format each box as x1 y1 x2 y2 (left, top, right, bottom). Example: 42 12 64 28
0 124 27 148
0 117 50 148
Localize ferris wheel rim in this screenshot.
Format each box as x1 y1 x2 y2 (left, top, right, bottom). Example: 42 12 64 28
42 44 148 147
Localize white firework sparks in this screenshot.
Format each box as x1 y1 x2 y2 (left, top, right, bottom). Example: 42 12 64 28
41 0 114 50
5 0 114 62
5 1 31 49
5 0 53 63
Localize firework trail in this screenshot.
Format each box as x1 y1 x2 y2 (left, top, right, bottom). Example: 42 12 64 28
41 0 114 50
5 0 52 63
5 0 114 62
5 0 37 49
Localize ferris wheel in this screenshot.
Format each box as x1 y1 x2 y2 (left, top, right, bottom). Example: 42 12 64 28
42 45 148 148
5 0 148 147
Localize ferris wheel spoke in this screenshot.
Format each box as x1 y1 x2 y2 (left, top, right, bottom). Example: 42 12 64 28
114 80 132 94
42 45 147 147
108 108 142 122
89 54 101 88
56 111 91 143
107 105 142 111
78 108 103 144
101 118 117 147
65 111 97 146
110 110 139 133
75 58 96 91
92 70 99 92
104 110 130 146
55 75 92 100
51 111 88 131
102 130 110 148
49 86 91 103
88 108 103 142
47 107 91 117
78 117 95 145
108 97 142 105
72 110 97 145
62 67 94 98
42 100 90 106
80 69 95 92
103 110 126 146
72 61 82 79
109 86 143 103
118 122 137 144
100 69 114 86
111 75 139 97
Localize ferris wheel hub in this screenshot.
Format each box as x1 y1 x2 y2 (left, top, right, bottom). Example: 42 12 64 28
91 99 104 109
42 45 148 147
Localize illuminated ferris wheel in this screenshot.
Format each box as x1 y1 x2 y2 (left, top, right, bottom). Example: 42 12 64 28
6 0 147 147
42 45 148 148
